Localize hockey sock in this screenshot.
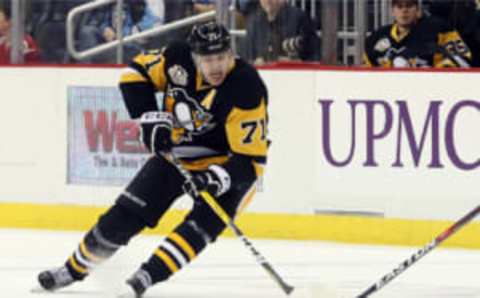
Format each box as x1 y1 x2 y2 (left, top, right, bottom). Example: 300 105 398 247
64 204 145 280
140 219 211 283
65 226 121 280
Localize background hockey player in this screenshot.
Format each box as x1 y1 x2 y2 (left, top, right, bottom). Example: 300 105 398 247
363 0 472 68
37 21 269 297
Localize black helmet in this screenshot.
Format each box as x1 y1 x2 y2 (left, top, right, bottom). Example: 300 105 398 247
188 21 231 55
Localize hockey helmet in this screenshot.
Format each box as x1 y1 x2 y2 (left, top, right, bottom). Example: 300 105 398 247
188 21 231 55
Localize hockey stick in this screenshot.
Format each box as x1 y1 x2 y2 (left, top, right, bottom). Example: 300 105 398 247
164 153 295 296
355 204 480 298
434 44 470 68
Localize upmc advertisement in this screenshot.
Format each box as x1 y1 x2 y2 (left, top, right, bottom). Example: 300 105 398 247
316 98 479 170
309 71 479 217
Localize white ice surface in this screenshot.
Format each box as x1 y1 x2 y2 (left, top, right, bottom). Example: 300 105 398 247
0 228 479 298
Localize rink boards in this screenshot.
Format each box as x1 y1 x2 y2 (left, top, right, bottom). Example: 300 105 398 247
0 66 478 248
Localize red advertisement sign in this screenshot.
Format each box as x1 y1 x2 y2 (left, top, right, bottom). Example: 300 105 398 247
68 86 155 185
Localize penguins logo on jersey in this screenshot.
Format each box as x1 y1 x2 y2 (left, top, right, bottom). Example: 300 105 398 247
382 46 429 67
374 38 391 52
168 65 188 86
169 88 216 142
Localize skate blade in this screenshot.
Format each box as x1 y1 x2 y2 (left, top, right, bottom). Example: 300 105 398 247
115 284 137 298
31 286 113 296
30 286 49 293
116 291 137 298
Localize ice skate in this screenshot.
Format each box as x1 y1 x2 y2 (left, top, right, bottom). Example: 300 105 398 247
124 269 152 298
37 266 75 291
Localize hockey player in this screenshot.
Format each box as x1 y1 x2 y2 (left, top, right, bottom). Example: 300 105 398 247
363 0 472 68
37 21 269 297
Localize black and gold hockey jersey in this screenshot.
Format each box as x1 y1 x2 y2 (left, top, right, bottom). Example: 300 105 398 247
364 16 472 67
119 41 269 182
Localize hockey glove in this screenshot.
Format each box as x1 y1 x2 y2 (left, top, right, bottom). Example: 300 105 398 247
183 165 231 198
139 111 174 156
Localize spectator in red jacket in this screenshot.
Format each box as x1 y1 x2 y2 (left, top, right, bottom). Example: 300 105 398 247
0 4 40 64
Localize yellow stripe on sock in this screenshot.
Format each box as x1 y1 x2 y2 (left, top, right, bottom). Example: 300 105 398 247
68 256 88 274
154 249 179 273
79 241 102 263
168 233 196 260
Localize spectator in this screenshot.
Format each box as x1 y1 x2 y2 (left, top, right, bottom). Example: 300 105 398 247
426 0 480 67
364 0 472 68
146 0 164 22
192 0 215 14
77 0 160 63
234 0 258 58
99 0 161 41
147 0 193 49
163 0 193 23
245 0 320 65
33 0 90 63
0 4 40 64
236 0 258 17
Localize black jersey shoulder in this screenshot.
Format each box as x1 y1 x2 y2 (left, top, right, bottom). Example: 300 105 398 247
223 58 268 110
162 41 196 70
416 16 451 34
162 41 191 60
366 25 393 43
365 24 394 56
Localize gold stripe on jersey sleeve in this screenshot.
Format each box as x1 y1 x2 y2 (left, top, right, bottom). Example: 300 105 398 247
119 71 148 83
180 156 229 171
434 53 456 67
438 31 463 46
133 53 167 90
168 233 196 260
226 99 268 157
154 249 179 273
437 31 472 63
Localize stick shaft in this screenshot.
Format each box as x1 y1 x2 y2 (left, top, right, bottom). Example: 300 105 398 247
167 154 294 295
356 205 480 298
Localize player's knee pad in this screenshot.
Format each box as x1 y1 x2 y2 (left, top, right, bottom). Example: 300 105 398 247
185 208 226 243
83 225 122 260
96 203 146 246
115 157 184 228
66 205 146 279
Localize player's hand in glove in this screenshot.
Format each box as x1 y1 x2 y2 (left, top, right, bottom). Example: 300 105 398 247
139 111 174 156
183 165 231 198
